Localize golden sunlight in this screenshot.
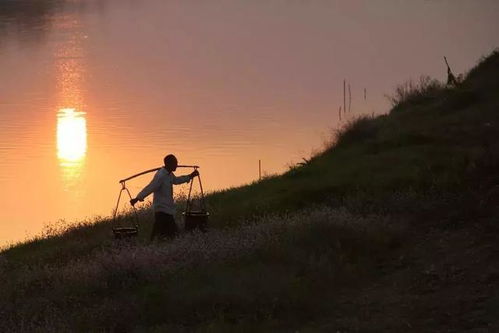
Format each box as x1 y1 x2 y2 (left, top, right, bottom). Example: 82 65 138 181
57 108 87 163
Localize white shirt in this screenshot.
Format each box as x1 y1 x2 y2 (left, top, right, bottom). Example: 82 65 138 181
136 168 191 215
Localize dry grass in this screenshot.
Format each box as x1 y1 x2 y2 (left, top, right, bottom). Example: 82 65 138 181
386 75 444 110
0 206 399 331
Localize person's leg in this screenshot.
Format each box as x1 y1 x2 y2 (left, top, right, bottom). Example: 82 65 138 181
151 212 162 241
163 214 178 239
152 212 177 241
151 212 166 241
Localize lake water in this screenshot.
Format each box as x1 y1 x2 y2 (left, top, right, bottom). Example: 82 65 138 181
1 0 498 246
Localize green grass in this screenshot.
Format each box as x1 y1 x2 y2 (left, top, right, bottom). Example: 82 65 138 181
1 50 499 331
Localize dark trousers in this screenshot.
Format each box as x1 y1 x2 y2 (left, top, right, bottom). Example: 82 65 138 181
151 212 178 241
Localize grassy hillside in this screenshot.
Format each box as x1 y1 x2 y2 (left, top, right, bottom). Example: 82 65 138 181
1 50 499 331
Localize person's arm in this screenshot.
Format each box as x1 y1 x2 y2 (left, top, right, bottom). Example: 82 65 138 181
171 170 199 185
130 171 163 205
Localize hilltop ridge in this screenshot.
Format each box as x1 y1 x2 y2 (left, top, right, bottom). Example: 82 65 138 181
1 50 499 331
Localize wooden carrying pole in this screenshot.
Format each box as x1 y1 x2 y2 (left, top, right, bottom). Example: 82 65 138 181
119 165 199 183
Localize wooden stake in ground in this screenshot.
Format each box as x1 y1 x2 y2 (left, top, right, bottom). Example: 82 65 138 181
348 83 352 113
343 79 346 114
339 106 342 121
259 160 262 180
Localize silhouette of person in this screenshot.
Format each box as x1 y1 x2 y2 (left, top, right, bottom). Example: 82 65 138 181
447 66 458 86
445 56 458 86
130 154 199 241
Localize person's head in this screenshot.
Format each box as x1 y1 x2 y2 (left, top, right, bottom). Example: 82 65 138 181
164 154 178 172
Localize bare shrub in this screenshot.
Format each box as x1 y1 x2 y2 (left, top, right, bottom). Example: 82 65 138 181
333 115 379 148
387 75 443 109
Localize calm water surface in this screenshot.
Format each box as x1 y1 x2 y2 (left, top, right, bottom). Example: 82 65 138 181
1 0 498 246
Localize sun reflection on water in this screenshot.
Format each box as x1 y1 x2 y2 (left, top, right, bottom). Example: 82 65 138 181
57 108 87 161
57 108 87 183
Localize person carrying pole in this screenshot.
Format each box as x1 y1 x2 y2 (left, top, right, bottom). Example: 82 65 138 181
130 154 199 241
444 56 458 86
